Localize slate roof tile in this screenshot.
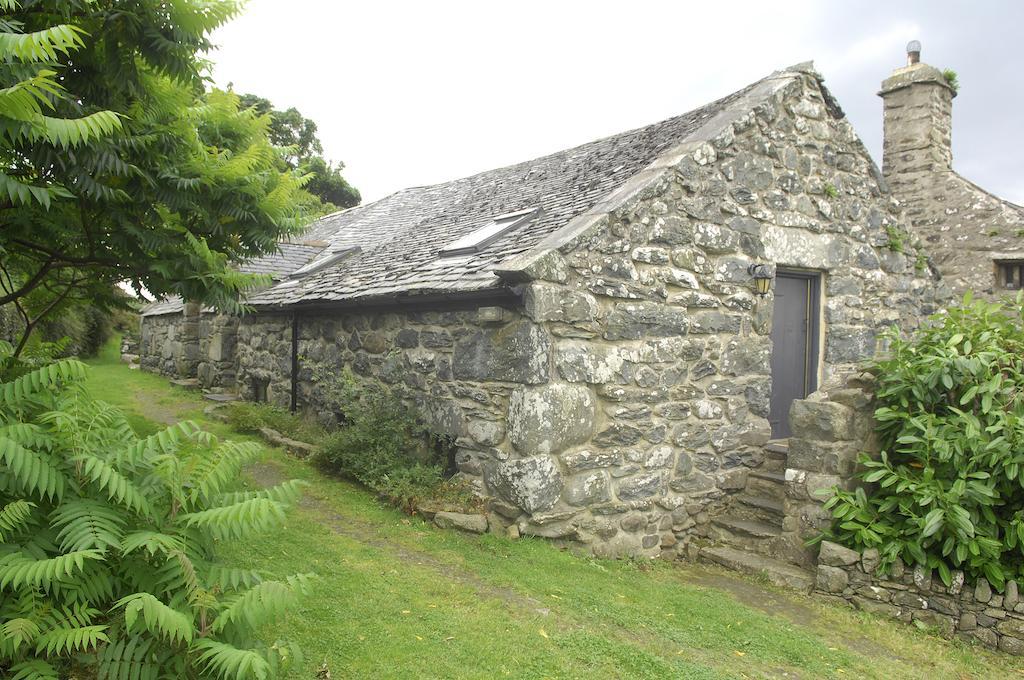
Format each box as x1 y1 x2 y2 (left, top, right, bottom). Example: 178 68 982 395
248 72 773 308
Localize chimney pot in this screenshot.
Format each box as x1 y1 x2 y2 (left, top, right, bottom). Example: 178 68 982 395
907 40 921 65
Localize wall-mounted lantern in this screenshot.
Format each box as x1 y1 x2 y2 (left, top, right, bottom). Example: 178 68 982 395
747 263 773 297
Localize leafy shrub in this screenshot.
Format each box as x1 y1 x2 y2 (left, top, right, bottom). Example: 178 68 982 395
314 367 476 513
0 341 311 678
823 294 1024 589
224 402 325 445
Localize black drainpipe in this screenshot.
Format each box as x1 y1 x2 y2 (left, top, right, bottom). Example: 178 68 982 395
290 312 299 413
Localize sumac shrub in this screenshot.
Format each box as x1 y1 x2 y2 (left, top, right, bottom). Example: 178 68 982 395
313 366 474 512
824 294 1024 589
0 342 311 678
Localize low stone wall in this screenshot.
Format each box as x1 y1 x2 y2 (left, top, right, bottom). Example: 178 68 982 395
781 372 878 567
816 541 1024 654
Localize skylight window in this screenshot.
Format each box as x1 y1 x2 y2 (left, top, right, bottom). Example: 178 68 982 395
288 246 360 279
439 207 541 257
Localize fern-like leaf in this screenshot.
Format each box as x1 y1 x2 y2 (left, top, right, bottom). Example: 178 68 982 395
217 478 307 506
34 623 109 655
0 499 36 540
73 453 150 515
2 617 40 651
188 439 263 505
0 436 64 501
192 638 270 680
178 498 286 540
96 635 161 680
0 24 84 62
210 574 313 635
0 549 103 590
7 659 60 680
0 359 87 406
51 499 126 552
119 530 183 557
207 565 262 592
113 592 193 644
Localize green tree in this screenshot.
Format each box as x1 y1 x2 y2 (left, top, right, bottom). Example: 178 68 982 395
238 93 361 212
0 0 318 356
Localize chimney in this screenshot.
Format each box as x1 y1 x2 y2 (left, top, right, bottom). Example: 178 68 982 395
878 41 956 182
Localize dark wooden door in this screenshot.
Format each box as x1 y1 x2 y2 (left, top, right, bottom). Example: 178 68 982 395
769 272 820 439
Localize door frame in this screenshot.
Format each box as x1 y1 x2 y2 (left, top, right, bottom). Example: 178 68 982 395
772 269 823 425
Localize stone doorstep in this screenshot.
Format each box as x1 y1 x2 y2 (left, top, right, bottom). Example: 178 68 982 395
700 545 814 593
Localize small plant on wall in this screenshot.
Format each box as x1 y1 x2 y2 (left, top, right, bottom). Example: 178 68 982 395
821 293 1024 590
883 224 905 253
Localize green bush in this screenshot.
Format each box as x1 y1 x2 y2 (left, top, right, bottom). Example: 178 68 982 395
314 367 475 513
823 294 1024 589
224 402 325 444
0 341 311 678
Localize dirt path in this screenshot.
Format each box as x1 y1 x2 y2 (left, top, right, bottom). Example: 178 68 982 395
247 459 915 676
246 462 554 617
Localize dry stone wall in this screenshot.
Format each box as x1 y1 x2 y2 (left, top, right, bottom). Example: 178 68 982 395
816 540 1024 655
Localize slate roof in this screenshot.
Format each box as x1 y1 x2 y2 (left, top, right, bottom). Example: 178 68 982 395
237 243 325 277
247 71 780 308
140 242 326 316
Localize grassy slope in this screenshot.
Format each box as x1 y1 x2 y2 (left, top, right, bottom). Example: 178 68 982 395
86 338 1023 679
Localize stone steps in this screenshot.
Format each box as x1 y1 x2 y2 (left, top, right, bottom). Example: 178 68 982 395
761 440 789 474
735 494 785 525
699 545 814 592
712 516 782 540
746 470 787 500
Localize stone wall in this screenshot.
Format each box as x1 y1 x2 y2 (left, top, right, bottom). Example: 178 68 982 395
139 311 190 377
781 371 878 566
880 59 1024 300
196 313 239 390
486 69 940 558
141 307 239 390
816 540 1024 655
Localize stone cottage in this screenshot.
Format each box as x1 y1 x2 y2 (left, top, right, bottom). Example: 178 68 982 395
140 62 942 561
880 42 1024 298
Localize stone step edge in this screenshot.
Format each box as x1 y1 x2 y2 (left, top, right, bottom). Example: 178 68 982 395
749 470 786 484
699 545 814 593
736 494 784 515
712 516 782 538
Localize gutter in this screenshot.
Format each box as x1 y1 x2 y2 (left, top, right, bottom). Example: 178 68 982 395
252 286 520 316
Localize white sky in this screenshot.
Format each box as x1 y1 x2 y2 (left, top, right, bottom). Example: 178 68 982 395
210 0 1024 205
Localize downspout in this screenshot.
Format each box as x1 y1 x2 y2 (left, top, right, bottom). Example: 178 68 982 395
290 312 299 413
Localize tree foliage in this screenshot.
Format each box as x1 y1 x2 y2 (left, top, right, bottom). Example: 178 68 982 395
238 93 360 213
0 0 319 356
823 294 1024 590
0 342 311 678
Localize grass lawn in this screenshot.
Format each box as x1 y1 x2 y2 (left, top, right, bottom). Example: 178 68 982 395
86 338 1024 679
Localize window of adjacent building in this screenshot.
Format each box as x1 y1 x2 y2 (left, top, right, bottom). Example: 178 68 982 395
995 261 1024 290
438 207 541 257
